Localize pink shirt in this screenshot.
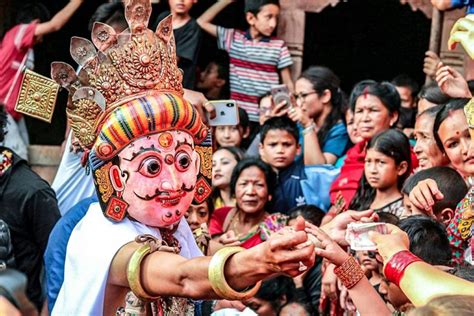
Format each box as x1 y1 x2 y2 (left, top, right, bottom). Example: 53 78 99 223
0 23 37 120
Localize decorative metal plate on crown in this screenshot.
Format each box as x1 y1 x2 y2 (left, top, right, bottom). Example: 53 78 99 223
15 69 59 123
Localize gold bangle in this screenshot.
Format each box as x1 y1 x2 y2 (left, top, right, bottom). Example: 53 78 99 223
208 246 262 300
127 244 160 301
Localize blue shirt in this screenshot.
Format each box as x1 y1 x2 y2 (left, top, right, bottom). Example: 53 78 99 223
272 159 306 214
44 196 97 313
451 0 474 13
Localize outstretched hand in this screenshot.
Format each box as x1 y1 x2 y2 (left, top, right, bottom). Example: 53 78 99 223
435 63 472 98
260 216 315 277
305 222 349 266
369 224 410 262
321 209 377 246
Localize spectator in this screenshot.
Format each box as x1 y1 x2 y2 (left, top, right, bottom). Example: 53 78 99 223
349 129 411 218
196 52 230 100
198 0 293 132
0 103 60 312
244 275 296 316
392 74 419 136
291 66 350 165
214 107 250 148
0 0 83 160
209 158 288 249
417 81 450 114
402 167 467 224
329 80 419 212
211 146 244 209
152 0 202 89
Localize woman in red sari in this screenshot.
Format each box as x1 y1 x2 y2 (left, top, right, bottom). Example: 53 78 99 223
329 80 418 214
209 158 287 249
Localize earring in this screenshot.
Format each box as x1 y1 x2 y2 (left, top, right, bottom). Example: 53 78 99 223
105 196 129 221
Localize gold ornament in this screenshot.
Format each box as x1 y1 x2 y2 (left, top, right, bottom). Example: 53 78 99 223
18 0 184 149
15 69 59 123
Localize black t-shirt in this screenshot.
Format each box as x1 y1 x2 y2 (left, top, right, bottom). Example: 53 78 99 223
0 147 60 310
153 12 202 89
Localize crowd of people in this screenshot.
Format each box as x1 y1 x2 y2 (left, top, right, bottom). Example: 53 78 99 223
1 0 474 315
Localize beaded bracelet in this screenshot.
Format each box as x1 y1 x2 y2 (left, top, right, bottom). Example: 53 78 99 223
384 250 422 287
302 122 318 135
334 256 365 289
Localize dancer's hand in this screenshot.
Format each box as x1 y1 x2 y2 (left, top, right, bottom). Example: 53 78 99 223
369 224 410 262
258 216 315 277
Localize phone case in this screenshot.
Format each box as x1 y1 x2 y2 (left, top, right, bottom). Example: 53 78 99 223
206 100 240 126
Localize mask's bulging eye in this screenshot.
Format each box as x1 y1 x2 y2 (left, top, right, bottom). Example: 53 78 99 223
176 151 191 171
139 157 162 177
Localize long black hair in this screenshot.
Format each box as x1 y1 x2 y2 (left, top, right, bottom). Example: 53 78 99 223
433 98 470 153
349 129 411 211
300 66 345 145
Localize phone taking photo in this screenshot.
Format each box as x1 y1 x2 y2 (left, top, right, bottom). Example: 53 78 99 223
206 100 240 126
271 84 291 110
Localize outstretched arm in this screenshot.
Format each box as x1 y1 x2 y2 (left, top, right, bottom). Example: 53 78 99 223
370 224 474 306
197 0 234 37
34 0 83 37
108 218 315 299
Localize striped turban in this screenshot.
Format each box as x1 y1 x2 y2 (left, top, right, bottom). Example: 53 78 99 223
92 92 208 161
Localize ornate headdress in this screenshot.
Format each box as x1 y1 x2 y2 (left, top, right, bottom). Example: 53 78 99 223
15 0 212 220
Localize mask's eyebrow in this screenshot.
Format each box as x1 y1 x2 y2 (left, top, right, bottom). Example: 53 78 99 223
175 137 193 151
122 144 161 161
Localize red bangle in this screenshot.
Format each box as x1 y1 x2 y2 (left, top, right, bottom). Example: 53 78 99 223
384 250 422 287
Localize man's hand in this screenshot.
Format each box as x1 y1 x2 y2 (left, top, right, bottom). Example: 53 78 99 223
259 217 316 277
369 224 410 262
449 14 474 59
436 62 473 98
183 89 216 124
305 223 349 266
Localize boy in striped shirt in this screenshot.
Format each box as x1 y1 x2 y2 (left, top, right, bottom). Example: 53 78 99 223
198 0 293 125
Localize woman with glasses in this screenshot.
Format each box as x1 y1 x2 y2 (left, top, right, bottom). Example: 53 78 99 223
290 66 350 165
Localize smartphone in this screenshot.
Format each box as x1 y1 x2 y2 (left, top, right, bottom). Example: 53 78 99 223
206 100 240 126
271 84 291 110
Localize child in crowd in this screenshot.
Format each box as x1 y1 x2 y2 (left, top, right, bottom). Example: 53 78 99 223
214 107 250 148
335 107 364 168
378 216 452 313
259 116 304 213
401 166 468 224
198 0 293 129
355 250 383 293
211 146 244 209
259 116 338 213
196 52 230 100
185 199 214 255
349 129 411 218
152 0 202 89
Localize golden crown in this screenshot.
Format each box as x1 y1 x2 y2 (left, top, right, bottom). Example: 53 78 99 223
47 0 183 148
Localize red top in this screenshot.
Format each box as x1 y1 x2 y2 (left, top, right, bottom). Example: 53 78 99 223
0 23 37 120
330 140 419 210
209 206 288 249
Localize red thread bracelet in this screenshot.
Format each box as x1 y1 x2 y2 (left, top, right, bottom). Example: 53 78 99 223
384 250 422 287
